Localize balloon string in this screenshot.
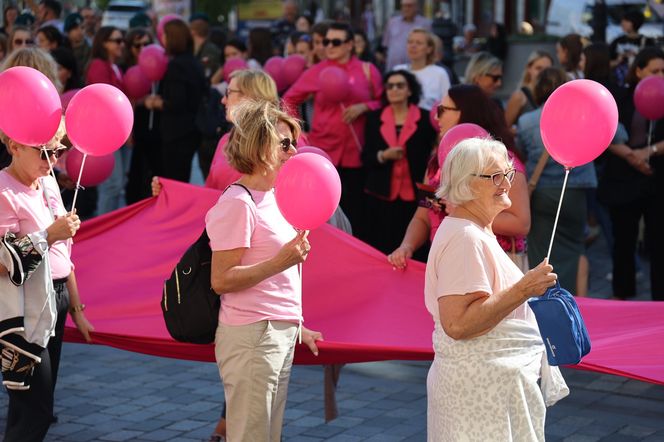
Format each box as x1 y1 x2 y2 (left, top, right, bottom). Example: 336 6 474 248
149 82 156 130
546 167 570 260
339 103 362 152
43 147 58 185
71 153 87 212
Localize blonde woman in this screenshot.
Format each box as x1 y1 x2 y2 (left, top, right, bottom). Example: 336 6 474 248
505 50 553 128
464 51 503 98
394 28 451 111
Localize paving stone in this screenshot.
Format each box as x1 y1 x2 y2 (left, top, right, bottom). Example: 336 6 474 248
301 424 346 438
138 429 183 440
562 435 601 442
164 419 208 432
619 426 659 438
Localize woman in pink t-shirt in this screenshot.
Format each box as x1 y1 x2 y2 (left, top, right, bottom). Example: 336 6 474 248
388 84 531 271
206 101 322 441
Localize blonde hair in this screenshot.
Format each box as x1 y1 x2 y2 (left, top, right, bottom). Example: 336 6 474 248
226 100 301 175
464 51 502 85
1 46 63 93
229 69 279 105
437 137 512 206
409 28 437 66
1 116 67 155
520 50 554 87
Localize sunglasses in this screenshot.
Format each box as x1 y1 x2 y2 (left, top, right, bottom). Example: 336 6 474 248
436 104 459 118
323 38 350 47
224 88 242 98
385 81 407 90
107 37 124 45
28 145 68 161
471 168 516 186
485 73 503 83
13 38 34 46
132 41 150 49
279 137 297 152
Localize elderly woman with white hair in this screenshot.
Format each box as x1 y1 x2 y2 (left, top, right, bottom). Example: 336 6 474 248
425 138 569 441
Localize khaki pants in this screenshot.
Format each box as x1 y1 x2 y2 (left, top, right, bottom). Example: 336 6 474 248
215 320 298 442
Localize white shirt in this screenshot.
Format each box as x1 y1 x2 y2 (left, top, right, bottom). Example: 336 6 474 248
394 63 451 111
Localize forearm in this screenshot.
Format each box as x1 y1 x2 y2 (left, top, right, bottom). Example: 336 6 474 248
608 143 632 160
400 208 430 251
492 211 528 237
212 257 287 295
0 263 7 276
66 271 84 311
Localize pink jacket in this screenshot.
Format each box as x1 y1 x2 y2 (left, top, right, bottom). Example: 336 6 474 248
282 57 383 168
86 58 125 92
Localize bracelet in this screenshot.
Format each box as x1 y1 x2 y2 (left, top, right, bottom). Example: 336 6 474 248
652 144 659 155
69 303 86 313
377 150 385 164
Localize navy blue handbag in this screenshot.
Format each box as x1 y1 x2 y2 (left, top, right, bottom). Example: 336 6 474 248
528 281 591 366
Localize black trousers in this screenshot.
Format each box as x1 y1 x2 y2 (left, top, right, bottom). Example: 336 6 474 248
161 132 201 184
337 167 366 239
4 281 69 442
609 198 664 300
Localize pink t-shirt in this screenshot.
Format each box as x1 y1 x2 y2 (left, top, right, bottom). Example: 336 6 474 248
0 170 73 279
205 185 302 325
424 217 535 326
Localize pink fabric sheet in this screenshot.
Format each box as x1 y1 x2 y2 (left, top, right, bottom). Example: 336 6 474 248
65 179 664 385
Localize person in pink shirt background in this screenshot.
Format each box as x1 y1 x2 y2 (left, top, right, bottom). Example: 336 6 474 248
206 100 322 442
283 22 383 235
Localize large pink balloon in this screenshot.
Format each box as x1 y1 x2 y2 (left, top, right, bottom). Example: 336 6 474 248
634 76 664 121
296 145 333 163
282 55 307 88
124 65 151 99
65 147 115 187
541 79 618 168
138 44 168 82
0 66 62 146
275 153 341 230
438 123 489 167
60 88 81 111
65 83 133 156
264 56 287 92
157 14 181 46
319 66 350 103
223 58 248 83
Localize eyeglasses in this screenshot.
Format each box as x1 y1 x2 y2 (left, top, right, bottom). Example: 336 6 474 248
132 41 150 49
471 168 516 186
385 81 407 90
28 145 68 161
13 38 34 46
224 88 242 98
107 37 124 45
323 38 350 47
279 137 297 153
436 104 459 118
485 73 503 83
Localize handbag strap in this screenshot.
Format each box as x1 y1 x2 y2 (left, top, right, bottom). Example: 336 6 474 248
528 150 549 196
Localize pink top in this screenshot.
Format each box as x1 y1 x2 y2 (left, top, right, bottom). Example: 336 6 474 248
205 185 302 325
424 217 534 325
283 57 383 168
86 58 125 92
0 171 73 279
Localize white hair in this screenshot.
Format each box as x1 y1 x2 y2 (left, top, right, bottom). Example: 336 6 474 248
436 137 512 205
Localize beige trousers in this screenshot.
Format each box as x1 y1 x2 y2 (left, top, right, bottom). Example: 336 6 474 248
215 320 298 442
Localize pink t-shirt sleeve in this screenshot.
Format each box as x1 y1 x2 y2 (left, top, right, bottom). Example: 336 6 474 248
206 196 255 251
433 232 493 298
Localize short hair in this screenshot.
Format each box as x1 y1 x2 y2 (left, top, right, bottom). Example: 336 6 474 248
381 69 421 106
190 16 209 38
520 50 554 86
311 20 332 37
225 38 247 53
91 26 119 61
1 46 62 92
437 137 512 205
327 22 353 42
533 67 568 106
408 28 437 65
164 19 193 55
625 46 664 86
622 10 645 31
41 0 62 18
464 51 502 84
558 34 583 73
582 43 611 83
37 25 63 47
229 69 279 105
226 100 301 175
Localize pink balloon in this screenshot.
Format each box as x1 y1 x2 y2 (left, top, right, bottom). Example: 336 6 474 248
634 76 664 121
60 89 81 111
296 145 333 163
318 66 350 103
438 123 489 167
157 14 181 46
138 44 168 82
65 147 115 187
65 83 133 156
282 55 307 88
541 79 618 168
0 66 62 146
223 58 248 83
275 153 341 230
264 56 287 92
124 65 152 99
429 101 440 132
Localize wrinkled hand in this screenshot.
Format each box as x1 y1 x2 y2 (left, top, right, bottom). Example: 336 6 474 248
151 176 162 197
301 326 323 356
71 311 94 343
387 245 413 270
625 149 653 176
518 258 557 298
47 212 81 242
382 146 404 161
342 103 368 124
275 230 311 269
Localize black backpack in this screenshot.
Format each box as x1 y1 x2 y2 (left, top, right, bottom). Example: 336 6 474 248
161 184 254 344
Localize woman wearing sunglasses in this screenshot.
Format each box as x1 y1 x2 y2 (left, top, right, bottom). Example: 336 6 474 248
362 69 436 253
7 25 33 54
207 100 322 442
464 51 504 103
0 121 93 441
389 84 530 271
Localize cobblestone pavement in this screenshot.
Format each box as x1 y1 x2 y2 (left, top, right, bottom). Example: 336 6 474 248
1 226 662 441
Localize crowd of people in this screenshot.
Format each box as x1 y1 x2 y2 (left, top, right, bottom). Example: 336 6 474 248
1 0 664 440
